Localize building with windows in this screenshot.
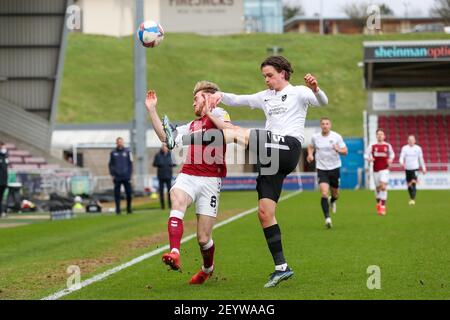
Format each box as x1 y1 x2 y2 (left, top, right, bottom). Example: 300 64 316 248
243 0 283 33
75 0 283 36
284 16 447 34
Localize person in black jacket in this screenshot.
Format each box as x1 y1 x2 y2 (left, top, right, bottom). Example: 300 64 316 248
109 137 133 214
0 141 8 215
153 143 175 209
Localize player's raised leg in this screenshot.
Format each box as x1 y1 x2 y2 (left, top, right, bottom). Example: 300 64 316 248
162 188 192 270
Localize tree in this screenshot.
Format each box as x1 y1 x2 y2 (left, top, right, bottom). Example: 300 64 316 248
283 2 305 21
342 2 368 31
379 3 394 16
430 0 450 23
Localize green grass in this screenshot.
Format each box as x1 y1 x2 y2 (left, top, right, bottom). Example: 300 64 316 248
0 191 256 300
58 32 450 137
1 190 450 300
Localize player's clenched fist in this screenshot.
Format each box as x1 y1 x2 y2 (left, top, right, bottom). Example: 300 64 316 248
304 73 319 93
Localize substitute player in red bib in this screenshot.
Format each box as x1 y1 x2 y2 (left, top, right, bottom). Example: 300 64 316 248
145 81 230 285
365 129 395 215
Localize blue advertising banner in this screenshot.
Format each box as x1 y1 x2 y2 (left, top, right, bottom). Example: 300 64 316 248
153 174 317 192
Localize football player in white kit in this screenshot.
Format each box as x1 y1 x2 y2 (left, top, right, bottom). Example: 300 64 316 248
399 135 426 205
193 56 329 287
307 118 347 229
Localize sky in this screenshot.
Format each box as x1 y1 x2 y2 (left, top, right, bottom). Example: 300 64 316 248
283 0 436 18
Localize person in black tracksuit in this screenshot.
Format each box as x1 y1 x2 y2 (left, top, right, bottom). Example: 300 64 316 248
0 141 8 215
153 143 175 209
109 137 133 214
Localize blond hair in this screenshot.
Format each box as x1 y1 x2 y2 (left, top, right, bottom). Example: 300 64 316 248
193 80 220 96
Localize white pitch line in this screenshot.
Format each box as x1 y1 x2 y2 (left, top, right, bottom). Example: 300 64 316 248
42 190 302 300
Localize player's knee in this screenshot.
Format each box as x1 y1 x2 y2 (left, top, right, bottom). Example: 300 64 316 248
169 191 184 211
332 189 339 198
197 234 211 247
258 206 273 224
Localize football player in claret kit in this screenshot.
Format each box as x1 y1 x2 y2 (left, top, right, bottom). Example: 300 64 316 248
399 135 426 205
307 118 348 229
365 129 395 215
144 81 230 285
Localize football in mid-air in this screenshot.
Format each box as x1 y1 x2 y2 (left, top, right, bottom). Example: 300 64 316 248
137 20 164 48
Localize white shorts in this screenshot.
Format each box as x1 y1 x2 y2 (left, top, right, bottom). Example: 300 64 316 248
373 169 390 186
170 173 222 217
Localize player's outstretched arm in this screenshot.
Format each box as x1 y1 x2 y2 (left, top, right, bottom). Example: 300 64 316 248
210 91 263 109
203 94 250 146
203 94 235 131
304 73 328 106
145 90 166 143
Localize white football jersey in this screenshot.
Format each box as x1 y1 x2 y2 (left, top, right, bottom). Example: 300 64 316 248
221 84 328 144
399 144 425 171
311 131 346 170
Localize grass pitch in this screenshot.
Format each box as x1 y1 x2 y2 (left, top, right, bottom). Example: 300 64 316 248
1 190 449 300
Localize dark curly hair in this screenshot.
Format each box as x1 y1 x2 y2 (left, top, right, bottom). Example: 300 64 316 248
260 56 294 80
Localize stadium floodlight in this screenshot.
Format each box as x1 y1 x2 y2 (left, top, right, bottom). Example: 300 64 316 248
133 0 148 192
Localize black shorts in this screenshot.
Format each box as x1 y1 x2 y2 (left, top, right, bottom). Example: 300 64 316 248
405 170 418 183
317 168 341 189
249 129 302 203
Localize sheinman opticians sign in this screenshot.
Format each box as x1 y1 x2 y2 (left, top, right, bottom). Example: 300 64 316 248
364 42 450 62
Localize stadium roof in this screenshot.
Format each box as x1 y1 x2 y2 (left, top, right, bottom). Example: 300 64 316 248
0 0 70 150
363 40 450 88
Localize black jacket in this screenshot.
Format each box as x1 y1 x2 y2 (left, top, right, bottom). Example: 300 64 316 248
0 150 8 186
109 147 133 180
153 151 174 180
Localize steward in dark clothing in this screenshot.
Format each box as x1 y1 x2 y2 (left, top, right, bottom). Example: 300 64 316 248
153 144 175 209
0 142 8 215
109 137 133 214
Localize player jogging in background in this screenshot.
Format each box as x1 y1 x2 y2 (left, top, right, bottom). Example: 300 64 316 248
365 129 395 216
399 135 426 205
144 81 230 285
307 118 347 229
181 56 328 287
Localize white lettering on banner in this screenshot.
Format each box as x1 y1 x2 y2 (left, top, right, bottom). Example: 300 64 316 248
169 0 234 6
161 0 243 33
386 172 450 190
